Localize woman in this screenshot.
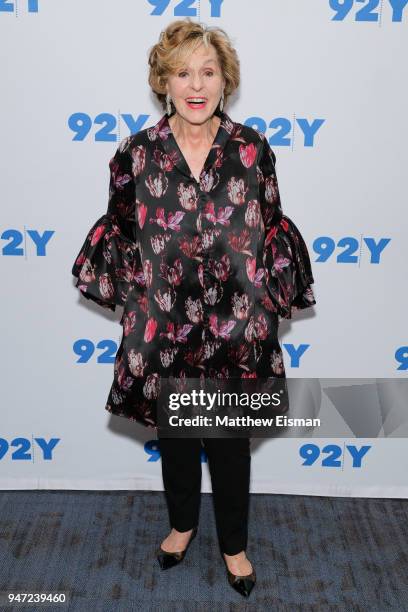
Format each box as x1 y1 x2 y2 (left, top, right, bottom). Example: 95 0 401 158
71 19 316 598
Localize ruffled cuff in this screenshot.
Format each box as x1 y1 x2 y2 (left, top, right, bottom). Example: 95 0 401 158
263 214 316 320
71 213 141 312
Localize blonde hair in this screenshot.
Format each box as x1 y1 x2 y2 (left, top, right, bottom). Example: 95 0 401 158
148 18 240 111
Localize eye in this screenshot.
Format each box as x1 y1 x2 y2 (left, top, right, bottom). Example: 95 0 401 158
205 71 214 77
178 71 188 78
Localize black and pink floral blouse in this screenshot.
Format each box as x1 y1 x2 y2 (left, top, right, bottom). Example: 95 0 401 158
71 109 316 427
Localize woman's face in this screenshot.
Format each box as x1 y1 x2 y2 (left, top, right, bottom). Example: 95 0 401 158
165 43 225 124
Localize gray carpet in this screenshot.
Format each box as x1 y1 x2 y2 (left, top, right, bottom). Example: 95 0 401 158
0 491 407 611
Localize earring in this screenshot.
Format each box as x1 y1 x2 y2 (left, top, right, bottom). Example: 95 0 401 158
166 93 172 116
219 90 225 112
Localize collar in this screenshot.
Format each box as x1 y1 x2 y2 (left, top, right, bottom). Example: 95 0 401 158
151 108 235 181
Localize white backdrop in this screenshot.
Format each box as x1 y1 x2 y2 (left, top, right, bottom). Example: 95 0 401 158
1 0 407 497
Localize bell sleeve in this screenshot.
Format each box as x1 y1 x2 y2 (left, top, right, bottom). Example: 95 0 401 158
257 135 316 320
71 141 141 312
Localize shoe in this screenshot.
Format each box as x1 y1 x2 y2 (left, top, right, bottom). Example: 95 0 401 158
223 555 256 598
156 526 198 570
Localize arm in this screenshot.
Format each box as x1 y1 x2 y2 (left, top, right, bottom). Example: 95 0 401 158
71 142 143 312
257 134 316 320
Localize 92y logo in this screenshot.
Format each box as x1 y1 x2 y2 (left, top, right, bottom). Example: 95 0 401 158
300 443 371 468
330 0 408 22
0 0 38 12
1 228 54 257
144 440 208 462
148 0 224 17
395 347 408 370
0 437 60 461
68 113 150 142
245 116 325 149
73 339 118 364
313 236 391 264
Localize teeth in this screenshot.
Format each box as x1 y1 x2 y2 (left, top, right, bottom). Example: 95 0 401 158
187 99 206 102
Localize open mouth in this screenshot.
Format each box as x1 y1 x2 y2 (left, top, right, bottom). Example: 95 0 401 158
185 98 208 109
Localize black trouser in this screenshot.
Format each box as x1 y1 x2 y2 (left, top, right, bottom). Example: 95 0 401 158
158 436 251 555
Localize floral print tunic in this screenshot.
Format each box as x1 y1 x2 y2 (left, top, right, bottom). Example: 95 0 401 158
71 109 316 427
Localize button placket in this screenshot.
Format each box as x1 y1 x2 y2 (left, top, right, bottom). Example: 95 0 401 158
197 190 211 332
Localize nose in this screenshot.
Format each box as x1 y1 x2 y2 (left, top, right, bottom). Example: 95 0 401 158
190 73 204 91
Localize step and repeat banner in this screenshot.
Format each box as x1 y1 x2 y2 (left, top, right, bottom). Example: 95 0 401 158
1 1 407 497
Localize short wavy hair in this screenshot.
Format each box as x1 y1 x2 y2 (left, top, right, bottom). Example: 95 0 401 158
148 18 240 112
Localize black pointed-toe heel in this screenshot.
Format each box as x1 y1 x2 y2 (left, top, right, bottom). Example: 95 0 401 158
156 526 198 570
223 557 256 598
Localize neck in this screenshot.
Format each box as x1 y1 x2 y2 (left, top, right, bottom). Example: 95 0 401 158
169 112 221 146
